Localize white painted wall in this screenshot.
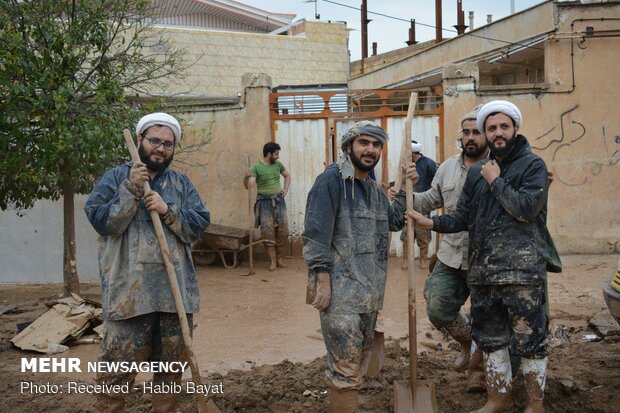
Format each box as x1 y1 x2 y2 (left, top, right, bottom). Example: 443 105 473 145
0 196 99 283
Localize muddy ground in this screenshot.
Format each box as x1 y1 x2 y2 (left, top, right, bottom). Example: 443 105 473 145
0 254 618 412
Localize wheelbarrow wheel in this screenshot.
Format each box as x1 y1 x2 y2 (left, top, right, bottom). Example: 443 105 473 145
192 252 217 266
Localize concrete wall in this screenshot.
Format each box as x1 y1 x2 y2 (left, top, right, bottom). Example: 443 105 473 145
158 20 349 97
441 3 620 254
0 196 99 283
173 74 273 231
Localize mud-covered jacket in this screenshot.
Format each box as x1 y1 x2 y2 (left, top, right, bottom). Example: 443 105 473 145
85 162 210 320
432 135 548 286
303 163 407 314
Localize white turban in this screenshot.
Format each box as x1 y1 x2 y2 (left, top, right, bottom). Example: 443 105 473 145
411 141 423 153
136 112 182 143
476 100 522 133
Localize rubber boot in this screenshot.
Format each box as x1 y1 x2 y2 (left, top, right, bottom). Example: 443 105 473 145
419 246 429 269
467 340 486 393
266 245 277 271
401 240 408 270
522 357 547 413
471 347 513 413
328 388 359 413
444 312 472 372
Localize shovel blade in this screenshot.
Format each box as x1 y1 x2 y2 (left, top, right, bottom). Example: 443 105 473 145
393 380 437 413
365 331 385 378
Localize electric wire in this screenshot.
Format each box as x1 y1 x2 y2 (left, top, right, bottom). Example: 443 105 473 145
320 0 545 51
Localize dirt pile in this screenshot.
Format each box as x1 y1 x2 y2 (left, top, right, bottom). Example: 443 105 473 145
2 333 617 412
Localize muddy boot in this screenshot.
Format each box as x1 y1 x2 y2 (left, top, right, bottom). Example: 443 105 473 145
328 388 359 413
467 340 486 393
471 347 513 413
444 312 472 372
152 393 179 413
276 256 287 268
419 246 429 269
522 357 547 413
266 245 277 271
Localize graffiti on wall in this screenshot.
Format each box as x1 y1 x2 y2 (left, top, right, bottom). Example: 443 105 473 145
532 104 620 186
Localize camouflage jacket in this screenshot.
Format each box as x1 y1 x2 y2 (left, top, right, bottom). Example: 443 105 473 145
432 135 548 285
303 163 407 314
85 162 210 320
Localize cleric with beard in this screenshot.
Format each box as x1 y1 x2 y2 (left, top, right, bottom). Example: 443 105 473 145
409 100 551 413
84 112 210 412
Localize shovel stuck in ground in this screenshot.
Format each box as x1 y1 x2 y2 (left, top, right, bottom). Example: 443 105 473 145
392 93 437 413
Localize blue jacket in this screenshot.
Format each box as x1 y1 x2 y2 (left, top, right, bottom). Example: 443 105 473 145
84 162 210 320
414 154 437 193
303 163 406 314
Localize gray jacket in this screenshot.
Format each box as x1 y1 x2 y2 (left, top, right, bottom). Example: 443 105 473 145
303 163 406 314
85 162 210 320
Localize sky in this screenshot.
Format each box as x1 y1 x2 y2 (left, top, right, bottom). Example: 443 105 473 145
239 0 545 60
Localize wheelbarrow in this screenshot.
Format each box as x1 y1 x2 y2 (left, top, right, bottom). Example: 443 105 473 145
192 224 266 269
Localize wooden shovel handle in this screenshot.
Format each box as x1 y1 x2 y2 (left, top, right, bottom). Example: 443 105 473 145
123 129 208 413
394 92 418 192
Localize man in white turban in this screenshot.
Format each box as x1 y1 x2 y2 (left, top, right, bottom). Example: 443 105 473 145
409 100 550 413
85 112 210 412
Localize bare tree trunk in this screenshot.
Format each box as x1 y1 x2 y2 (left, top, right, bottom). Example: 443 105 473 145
62 159 80 296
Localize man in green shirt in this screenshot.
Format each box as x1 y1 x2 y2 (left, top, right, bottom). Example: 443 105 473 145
244 142 291 270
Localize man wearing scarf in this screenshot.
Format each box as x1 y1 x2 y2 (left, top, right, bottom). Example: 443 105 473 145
303 121 416 412
410 101 550 413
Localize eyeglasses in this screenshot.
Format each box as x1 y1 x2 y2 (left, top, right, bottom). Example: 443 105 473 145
144 137 175 150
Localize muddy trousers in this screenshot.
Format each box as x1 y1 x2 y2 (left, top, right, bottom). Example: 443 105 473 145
470 284 547 358
255 195 289 257
95 312 192 413
423 260 470 329
320 311 378 412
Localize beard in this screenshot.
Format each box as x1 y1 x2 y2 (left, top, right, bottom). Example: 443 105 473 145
489 133 517 158
462 140 488 158
349 150 379 172
138 143 173 172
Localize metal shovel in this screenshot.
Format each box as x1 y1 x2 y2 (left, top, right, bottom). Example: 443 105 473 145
392 94 437 412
